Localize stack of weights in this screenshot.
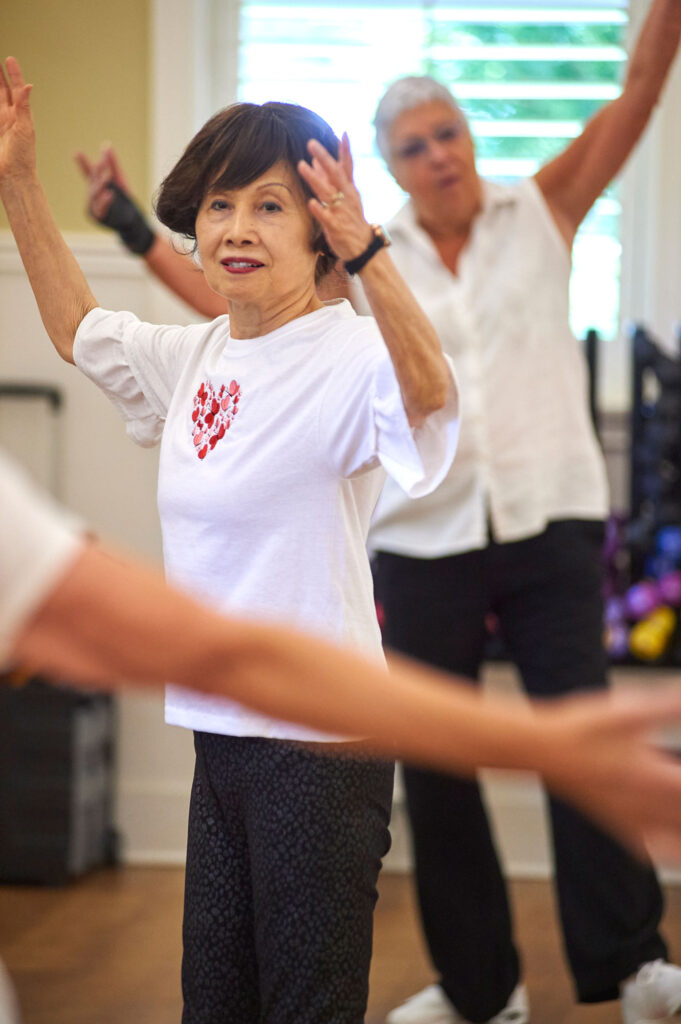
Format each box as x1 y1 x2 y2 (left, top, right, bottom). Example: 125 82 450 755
603 326 681 664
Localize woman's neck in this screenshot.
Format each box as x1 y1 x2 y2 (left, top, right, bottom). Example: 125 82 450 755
415 197 482 276
228 289 324 339
416 211 472 276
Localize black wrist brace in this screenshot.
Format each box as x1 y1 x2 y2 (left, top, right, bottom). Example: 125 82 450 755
98 182 155 256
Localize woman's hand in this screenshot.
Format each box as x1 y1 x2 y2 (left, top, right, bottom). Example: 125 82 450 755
0 57 36 183
0 57 97 362
74 144 130 222
299 133 453 428
297 133 373 263
536 686 681 862
74 144 155 256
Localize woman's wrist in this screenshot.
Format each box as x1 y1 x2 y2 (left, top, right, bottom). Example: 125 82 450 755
343 224 391 276
0 165 40 199
95 182 156 256
334 222 373 263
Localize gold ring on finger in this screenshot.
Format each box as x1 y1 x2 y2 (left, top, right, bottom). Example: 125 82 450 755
330 191 345 206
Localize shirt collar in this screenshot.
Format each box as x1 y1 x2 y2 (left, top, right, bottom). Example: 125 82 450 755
387 177 519 248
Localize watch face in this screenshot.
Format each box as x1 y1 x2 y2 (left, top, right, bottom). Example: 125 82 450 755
371 224 391 247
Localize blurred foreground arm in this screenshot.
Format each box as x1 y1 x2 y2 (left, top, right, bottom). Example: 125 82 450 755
11 537 681 864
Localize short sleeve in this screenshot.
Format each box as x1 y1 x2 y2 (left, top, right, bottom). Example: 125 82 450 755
74 308 210 447
0 451 84 664
320 322 460 498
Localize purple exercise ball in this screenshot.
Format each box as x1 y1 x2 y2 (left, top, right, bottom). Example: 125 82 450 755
624 580 660 620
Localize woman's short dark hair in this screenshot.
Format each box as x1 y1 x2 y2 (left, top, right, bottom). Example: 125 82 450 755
155 102 340 281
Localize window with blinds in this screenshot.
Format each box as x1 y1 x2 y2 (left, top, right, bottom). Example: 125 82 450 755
212 0 629 338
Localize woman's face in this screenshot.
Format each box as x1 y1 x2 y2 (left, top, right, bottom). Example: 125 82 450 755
195 161 319 307
386 100 481 230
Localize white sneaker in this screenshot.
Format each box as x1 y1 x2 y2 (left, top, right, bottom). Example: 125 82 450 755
385 982 529 1024
621 960 681 1024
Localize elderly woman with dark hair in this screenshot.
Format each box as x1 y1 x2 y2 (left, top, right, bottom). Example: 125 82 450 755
0 57 458 1024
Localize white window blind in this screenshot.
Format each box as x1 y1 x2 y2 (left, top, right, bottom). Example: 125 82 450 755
208 0 629 338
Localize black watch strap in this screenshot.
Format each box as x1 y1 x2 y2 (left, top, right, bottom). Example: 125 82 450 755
343 225 390 276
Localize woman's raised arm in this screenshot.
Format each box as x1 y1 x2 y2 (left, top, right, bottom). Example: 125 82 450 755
535 0 681 246
298 135 453 429
0 57 97 364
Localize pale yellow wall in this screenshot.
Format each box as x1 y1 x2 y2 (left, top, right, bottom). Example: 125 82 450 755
0 0 150 231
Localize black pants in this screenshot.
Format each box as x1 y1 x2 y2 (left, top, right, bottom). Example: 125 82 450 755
374 521 667 1023
182 733 394 1024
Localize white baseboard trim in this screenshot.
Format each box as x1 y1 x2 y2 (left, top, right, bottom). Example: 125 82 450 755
114 759 681 883
383 773 553 877
383 782 681 884
124 849 189 866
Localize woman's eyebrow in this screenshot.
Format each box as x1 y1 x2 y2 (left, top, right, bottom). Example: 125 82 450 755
256 181 293 193
206 180 294 197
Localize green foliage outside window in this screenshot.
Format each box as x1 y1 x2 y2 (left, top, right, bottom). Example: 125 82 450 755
427 22 623 47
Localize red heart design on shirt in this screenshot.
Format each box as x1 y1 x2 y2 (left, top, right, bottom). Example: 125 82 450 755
191 379 241 460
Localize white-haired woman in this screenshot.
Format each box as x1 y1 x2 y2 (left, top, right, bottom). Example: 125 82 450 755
358 5 681 1024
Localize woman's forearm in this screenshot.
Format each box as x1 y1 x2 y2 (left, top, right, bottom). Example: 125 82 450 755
216 628 540 774
1 173 96 363
14 540 681 858
624 0 681 110
356 248 453 427
10 541 558 781
13 540 540 775
216 630 681 862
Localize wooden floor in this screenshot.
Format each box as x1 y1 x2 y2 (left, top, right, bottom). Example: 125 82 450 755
1 868 680 1023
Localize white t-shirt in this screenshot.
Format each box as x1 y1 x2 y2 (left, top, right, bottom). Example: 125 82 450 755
0 450 83 666
74 300 459 740
354 178 609 558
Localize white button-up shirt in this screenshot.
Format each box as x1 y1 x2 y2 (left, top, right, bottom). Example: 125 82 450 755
354 177 609 558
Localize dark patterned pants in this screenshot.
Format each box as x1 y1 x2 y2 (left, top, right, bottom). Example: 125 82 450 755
181 732 394 1024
